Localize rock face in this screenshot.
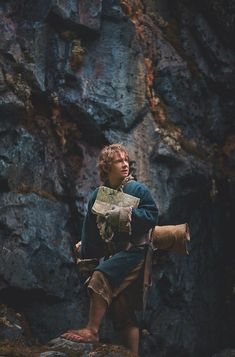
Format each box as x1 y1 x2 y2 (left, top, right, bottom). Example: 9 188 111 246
0 1 234 356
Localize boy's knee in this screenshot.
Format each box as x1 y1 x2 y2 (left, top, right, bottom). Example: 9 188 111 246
87 270 112 306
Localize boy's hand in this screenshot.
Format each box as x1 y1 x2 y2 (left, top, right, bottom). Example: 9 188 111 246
74 241 82 256
105 206 120 230
105 206 132 233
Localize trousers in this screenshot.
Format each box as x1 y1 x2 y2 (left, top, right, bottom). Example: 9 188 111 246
87 260 144 330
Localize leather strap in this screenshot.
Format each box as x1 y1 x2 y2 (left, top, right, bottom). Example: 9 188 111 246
142 229 154 312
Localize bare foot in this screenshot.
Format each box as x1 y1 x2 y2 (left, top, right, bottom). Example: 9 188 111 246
61 328 99 343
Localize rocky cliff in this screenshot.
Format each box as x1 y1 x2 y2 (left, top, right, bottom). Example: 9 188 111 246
0 1 234 356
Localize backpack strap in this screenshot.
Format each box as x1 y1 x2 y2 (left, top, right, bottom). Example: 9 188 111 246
142 228 154 313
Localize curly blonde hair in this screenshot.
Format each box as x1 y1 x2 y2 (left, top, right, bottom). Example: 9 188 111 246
97 143 129 183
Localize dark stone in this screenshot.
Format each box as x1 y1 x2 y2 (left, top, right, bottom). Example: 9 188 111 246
102 0 127 20
50 0 102 34
48 337 94 353
0 127 64 196
11 0 53 22
0 0 234 355
17 22 48 92
40 352 67 357
0 193 76 297
0 304 32 343
65 17 147 131
212 350 235 357
0 92 25 115
197 0 235 49
46 337 136 357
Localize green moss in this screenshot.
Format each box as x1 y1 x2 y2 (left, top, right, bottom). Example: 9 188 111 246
148 11 168 28
94 343 136 356
0 341 136 357
70 40 85 71
0 341 45 357
180 137 210 160
15 184 57 202
0 341 84 357
5 73 32 111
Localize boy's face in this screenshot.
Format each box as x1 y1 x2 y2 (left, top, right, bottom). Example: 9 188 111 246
108 151 129 182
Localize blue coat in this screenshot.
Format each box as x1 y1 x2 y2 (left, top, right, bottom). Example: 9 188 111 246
81 180 158 287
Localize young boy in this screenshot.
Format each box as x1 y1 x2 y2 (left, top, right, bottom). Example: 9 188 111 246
62 143 158 354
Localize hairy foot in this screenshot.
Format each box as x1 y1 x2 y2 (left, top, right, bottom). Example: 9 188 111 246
61 328 99 343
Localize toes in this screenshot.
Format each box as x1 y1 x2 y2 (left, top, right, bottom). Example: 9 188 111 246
60 329 98 343
61 332 84 342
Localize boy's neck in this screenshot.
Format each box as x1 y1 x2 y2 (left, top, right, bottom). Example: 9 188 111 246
108 176 123 189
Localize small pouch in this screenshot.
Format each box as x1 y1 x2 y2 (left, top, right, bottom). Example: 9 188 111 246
74 241 99 280
76 258 99 280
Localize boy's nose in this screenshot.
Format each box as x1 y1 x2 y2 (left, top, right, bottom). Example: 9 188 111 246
123 161 128 168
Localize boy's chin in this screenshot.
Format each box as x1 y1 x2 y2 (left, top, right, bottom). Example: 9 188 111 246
122 173 129 179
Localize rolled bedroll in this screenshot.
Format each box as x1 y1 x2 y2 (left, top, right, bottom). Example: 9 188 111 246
152 223 190 255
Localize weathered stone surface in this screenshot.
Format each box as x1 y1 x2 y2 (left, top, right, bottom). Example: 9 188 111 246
0 91 24 115
0 0 234 356
0 13 18 53
12 0 53 22
0 304 32 343
0 127 64 196
0 193 75 293
198 0 235 48
8 0 102 33
46 337 136 356
51 0 102 32
40 352 67 357
60 15 147 132
21 296 90 343
48 338 94 352
17 23 48 92
212 350 235 357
